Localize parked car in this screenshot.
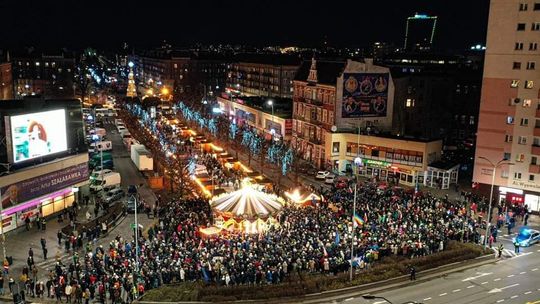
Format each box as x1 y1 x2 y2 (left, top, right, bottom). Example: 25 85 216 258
99 184 122 197
103 188 125 203
513 228 540 247
315 171 330 179
128 185 138 196
324 175 335 184
126 195 139 213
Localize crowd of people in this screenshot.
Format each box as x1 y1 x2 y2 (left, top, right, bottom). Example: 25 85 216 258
6 176 492 304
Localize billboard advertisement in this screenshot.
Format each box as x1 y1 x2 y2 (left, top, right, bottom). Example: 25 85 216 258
0 162 88 209
9 109 68 163
342 73 389 118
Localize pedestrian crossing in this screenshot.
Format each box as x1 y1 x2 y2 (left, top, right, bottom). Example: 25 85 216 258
34 252 75 271
502 249 521 258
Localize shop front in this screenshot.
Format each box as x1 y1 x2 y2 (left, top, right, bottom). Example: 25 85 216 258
0 162 88 233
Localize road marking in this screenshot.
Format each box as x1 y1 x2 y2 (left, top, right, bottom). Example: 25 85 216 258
520 271 527 274
344 298 354 302
467 285 475 289
462 272 493 282
439 293 448 296
488 283 520 293
507 274 515 278
373 301 386 304
481 281 489 285
525 291 532 295
514 252 533 258
510 295 518 299
423 297 431 301
496 300 504 303
494 278 501 281
532 268 539 271
504 234 509 237
452 289 461 293
537 249 540 252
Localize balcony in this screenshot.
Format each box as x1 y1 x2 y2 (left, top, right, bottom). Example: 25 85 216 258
293 114 319 125
535 127 540 137
295 97 323 106
530 164 540 174
308 137 323 145
532 145 540 155
305 98 323 106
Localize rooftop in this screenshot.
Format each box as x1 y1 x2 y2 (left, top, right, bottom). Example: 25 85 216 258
294 59 346 86
232 96 292 119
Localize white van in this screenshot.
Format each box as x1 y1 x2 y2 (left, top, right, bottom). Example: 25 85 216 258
88 141 113 153
90 169 113 181
90 172 121 192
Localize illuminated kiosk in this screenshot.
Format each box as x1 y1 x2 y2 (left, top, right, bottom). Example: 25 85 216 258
210 182 284 234
284 188 321 207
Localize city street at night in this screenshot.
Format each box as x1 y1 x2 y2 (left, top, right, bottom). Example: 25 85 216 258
1 1 540 303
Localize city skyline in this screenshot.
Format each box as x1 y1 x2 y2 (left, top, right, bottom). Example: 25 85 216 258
0 0 489 50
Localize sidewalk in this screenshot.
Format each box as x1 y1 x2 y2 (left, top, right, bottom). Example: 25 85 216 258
4 201 94 272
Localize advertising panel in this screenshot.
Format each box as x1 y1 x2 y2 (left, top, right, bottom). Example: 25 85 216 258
9 109 68 163
0 162 88 209
342 73 389 118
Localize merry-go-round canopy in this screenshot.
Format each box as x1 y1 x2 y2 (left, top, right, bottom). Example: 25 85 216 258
210 185 284 220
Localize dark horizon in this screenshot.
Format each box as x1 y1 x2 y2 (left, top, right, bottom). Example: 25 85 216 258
0 0 489 52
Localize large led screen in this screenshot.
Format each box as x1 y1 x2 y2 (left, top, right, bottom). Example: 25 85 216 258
10 109 68 163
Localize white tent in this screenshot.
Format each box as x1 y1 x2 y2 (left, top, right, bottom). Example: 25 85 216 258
210 186 284 220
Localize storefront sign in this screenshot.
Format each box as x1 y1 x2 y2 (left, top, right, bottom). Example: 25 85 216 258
511 180 540 191
1 162 88 209
363 159 391 168
399 168 412 174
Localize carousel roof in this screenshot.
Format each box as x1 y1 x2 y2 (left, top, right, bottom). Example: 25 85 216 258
210 186 284 219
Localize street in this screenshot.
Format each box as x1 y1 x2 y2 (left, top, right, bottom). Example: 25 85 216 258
310 241 540 304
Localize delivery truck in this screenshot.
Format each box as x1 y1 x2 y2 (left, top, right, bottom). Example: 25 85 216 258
130 144 153 171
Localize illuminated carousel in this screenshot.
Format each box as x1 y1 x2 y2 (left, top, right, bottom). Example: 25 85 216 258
209 182 285 234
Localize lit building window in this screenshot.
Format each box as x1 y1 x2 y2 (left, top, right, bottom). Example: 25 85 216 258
511 80 520 88
525 80 534 89
523 99 532 107
405 98 415 107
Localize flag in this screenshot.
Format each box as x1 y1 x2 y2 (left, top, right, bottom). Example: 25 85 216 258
323 246 328 257
334 231 340 245
353 212 365 227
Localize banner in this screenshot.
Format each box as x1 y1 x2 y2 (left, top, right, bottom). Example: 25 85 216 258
342 73 389 118
1 162 88 209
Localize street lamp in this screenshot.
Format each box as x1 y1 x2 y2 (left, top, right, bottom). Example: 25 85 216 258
477 156 514 247
362 295 393 303
362 295 421 304
267 99 275 140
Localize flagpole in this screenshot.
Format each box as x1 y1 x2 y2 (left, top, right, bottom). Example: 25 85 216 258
349 183 357 282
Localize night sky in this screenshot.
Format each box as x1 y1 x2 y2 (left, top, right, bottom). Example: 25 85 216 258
0 0 489 50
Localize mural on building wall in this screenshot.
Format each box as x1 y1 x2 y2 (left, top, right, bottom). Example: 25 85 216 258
342 73 389 118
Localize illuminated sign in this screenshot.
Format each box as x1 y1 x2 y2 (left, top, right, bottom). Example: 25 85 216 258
363 159 391 168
